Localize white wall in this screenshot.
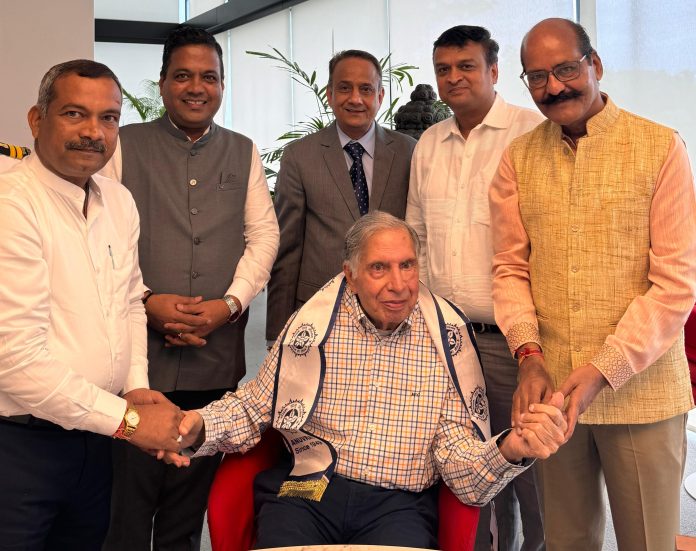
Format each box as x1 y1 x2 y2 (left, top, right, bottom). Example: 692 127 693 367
95 43 164 126
94 0 179 22
0 0 94 146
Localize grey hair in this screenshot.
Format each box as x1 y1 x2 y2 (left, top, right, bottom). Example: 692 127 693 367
36 59 122 118
343 211 420 274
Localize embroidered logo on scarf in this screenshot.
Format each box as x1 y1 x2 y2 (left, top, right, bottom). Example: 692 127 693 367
277 399 306 430
446 323 463 356
471 386 489 421
289 324 318 356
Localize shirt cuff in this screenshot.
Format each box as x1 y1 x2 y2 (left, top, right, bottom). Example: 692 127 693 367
492 430 534 470
590 342 633 389
225 279 255 313
505 322 541 357
191 406 224 458
91 391 128 436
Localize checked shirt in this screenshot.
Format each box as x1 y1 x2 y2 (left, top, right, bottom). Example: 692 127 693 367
196 286 526 505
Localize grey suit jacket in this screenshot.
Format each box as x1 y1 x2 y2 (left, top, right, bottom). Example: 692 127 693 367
266 122 416 341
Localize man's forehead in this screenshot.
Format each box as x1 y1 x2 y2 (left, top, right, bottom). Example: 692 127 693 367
522 20 579 64
334 58 379 77
51 74 122 107
167 45 221 73
434 43 484 63
361 229 416 257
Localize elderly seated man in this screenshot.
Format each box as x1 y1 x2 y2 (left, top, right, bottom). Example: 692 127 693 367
165 211 566 548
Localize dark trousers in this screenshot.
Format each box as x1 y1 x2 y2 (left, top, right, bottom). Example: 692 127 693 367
474 332 545 551
0 419 112 551
103 389 228 551
254 465 439 548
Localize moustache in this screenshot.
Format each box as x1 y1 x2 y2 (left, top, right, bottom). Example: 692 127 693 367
540 90 582 106
65 139 106 153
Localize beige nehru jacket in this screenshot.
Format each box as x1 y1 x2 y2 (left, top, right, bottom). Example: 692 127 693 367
490 96 696 424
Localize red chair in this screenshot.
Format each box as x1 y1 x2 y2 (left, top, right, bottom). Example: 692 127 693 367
207 430 480 551
684 305 696 400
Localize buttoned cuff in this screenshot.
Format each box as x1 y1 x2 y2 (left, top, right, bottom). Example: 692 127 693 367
192 406 226 458
590 342 632 389
91 391 129 436
505 322 541 357
491 430 535 469
225 279 255 313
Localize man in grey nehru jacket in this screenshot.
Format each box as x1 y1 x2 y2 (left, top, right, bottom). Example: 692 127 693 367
101 25 279 551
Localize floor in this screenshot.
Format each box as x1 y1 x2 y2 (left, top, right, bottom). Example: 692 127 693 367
197 290 696 550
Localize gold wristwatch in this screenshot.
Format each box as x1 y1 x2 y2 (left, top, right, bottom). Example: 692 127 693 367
113 407 140 440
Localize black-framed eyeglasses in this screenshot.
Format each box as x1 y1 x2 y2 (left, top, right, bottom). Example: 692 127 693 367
520 54 588 89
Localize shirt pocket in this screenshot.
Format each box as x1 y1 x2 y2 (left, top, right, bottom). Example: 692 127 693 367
421 198 453 276
471 174 490 227
107 246 135 318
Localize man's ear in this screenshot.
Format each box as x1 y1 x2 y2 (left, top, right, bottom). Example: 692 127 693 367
343 262 355 289
591 51 603 81
28 105 41 140
490 62 499 85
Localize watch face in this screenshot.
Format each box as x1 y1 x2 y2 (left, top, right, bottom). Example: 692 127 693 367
125 409 140 426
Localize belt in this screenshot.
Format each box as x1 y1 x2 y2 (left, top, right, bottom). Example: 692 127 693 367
470 322 502 334
0 414 62 430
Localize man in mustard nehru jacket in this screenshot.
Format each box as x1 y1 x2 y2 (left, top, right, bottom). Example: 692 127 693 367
490 17 696 551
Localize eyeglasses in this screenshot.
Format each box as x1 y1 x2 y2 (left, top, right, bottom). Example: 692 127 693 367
520 54 588 89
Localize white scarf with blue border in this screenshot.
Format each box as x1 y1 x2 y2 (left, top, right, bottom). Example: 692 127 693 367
271 274 490 501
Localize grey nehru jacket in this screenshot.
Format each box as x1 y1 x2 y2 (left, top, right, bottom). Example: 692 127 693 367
120 115 251 391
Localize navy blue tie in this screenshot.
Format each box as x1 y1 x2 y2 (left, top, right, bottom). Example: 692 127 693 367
344 141 369 216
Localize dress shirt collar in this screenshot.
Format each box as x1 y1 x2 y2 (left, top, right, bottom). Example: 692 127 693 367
160 113 215 145
336 121 376 160
344 284 415 337
441 93 510 142
24 152 101 205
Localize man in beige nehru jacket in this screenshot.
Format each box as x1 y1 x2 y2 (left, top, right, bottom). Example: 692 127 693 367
490 17 696 551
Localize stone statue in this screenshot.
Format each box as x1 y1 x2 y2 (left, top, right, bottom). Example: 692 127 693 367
394 83 450 139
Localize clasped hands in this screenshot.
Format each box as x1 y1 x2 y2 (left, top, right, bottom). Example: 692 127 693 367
512 354 608 443
145 293 233 347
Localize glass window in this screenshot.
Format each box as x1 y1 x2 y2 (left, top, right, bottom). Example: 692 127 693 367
595 0 696 166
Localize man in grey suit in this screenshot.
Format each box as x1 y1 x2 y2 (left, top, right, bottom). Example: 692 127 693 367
266 49 416 342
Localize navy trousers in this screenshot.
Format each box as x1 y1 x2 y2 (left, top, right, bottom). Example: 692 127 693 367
0 419 112 551
254 464 439 548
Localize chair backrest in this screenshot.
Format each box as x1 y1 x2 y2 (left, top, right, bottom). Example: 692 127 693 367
684 306 696 401
207 430 480 551
685 306 696 366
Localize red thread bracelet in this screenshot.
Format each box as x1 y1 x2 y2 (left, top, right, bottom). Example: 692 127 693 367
517 347 544 365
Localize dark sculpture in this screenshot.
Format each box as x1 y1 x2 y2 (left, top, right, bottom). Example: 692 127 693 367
394 83 450 139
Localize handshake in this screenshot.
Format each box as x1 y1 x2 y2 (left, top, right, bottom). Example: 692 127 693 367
122 388 204 463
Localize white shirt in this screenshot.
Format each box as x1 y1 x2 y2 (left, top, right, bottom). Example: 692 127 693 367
0 154 148 435
336 122 376 195
0 155 20 173
102 135 278 311
406 94 543 324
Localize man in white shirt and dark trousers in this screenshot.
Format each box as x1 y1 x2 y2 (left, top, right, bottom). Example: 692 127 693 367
406 26 544 551
0 59 182 550
101 26 279 551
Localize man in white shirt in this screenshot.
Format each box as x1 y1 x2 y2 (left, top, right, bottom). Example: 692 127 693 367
0 59 182 550
406 26 544 551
